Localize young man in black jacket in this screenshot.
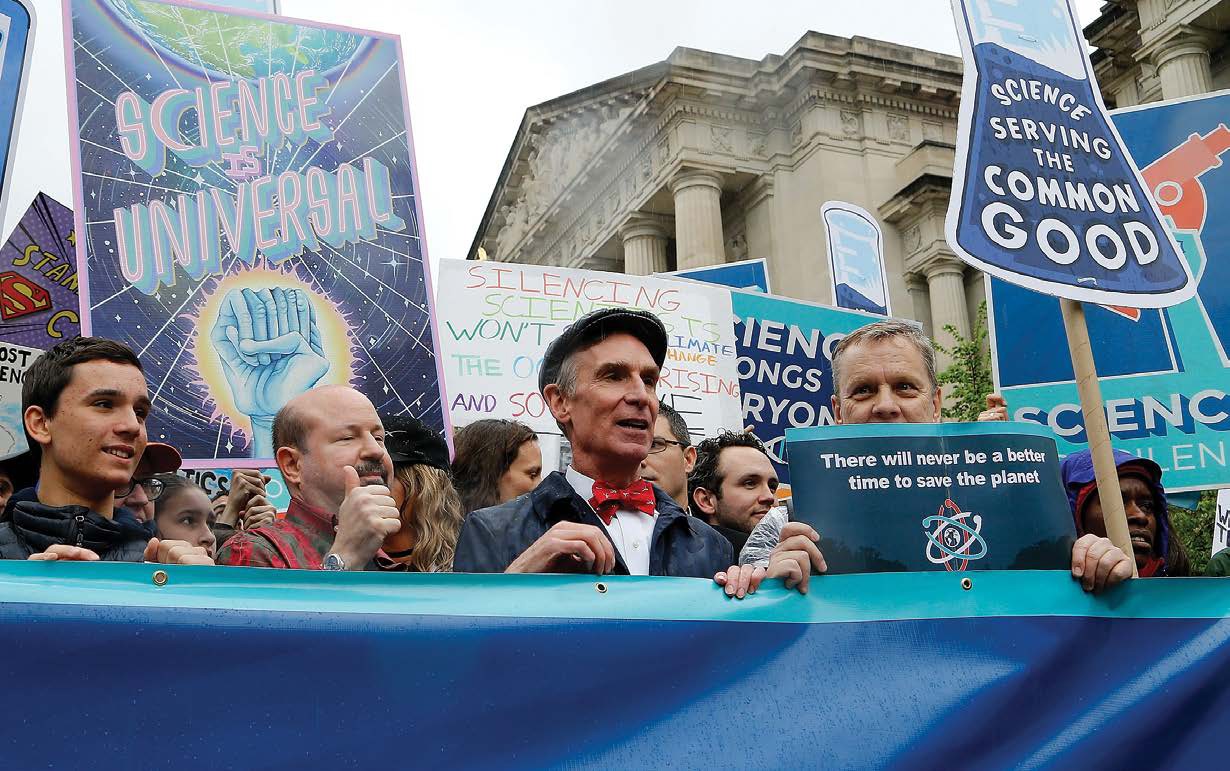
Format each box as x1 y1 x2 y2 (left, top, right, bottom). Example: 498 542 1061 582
0 337 211 565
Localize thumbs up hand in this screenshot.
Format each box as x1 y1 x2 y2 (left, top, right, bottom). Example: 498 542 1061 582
329 465 401 570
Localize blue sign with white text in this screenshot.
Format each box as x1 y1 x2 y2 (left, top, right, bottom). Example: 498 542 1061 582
786 422 1075 574
947 0 1193 307
991 90 1230 491
732 290 884 490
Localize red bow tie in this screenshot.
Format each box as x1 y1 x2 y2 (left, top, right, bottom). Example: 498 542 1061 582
589 480 656 525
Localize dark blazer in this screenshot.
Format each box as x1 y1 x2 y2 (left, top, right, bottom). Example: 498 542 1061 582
453 471 733 576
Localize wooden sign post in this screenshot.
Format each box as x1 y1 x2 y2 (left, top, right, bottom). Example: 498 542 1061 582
1059 298 1138 577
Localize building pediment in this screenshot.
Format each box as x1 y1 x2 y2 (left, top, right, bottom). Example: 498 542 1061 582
470 31 965 264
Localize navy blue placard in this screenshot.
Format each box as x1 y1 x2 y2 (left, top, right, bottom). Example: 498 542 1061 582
786 422 1076 574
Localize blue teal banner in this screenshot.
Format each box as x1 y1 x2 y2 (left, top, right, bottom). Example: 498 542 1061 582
2 564 1229 769
786 422 1075 573
732 289 883 491
663 258 771 294
946 0 1193 306
990 89 1230 492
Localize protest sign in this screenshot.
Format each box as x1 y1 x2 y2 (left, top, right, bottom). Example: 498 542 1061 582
732 289 884 490
65 0 446 468
822 201 890 316
0 0 31 224
787 422 1075 574
991 89 1230 491
0 339 36 460
436 260 743 441
0 193 81 347
661 258 771 294
946 0 1193 307
179 466 291 511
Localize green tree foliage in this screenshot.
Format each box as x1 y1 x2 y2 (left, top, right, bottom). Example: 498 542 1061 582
933 301 994 422
1170 491 1216 575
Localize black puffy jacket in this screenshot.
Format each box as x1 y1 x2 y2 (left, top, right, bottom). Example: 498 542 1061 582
0 499 149 561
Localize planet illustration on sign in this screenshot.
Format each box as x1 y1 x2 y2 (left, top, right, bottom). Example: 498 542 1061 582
922 498 987 572
103 0 363 78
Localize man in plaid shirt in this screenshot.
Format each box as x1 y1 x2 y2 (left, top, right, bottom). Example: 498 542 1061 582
216 385 400 570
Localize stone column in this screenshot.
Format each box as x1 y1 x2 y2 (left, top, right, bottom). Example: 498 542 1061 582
1112 76 1140 109
669 169 725 270
620 218 669 276
924 258 970 369
905 274 933 339
1155 34 1213 99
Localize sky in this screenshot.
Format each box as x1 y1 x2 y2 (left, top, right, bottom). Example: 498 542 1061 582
279 0 1108 269
3 0 1107 274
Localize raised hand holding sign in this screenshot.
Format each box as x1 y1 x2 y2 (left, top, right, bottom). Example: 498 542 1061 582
210 287 329 458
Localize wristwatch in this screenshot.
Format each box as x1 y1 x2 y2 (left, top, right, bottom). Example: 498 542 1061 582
322 552 347 571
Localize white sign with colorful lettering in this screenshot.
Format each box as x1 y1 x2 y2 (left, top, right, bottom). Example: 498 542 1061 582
437 260 743 441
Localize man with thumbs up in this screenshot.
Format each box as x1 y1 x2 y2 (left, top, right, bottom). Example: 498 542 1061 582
216 385 401 570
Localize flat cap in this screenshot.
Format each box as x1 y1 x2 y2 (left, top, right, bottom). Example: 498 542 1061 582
538 308 669 393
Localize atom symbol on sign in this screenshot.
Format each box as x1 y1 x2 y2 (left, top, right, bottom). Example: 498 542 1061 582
922 499 987 572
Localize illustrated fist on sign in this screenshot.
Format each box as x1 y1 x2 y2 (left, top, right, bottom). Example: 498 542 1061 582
211 287 329 457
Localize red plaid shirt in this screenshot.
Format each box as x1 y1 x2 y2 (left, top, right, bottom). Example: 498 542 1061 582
216 498 336 569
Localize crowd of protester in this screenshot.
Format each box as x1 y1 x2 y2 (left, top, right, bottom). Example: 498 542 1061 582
1 307 1218 591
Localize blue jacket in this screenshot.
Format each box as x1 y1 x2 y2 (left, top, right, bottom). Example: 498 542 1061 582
453 471 733 576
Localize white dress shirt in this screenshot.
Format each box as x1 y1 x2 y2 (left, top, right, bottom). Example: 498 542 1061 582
566 466 656 576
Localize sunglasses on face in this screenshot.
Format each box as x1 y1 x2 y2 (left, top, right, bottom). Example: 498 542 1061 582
115 477 165 501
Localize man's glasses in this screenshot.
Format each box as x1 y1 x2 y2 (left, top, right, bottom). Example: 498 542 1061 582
115 477 166 501
647 437 687 455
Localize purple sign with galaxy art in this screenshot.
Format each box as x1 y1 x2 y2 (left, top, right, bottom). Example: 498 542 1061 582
64 0 448 467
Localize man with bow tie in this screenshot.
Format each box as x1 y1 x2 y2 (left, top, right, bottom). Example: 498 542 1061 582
452 308 822 597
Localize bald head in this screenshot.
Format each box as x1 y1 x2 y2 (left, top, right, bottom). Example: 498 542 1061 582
273 385 392 512
273 384 363 453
